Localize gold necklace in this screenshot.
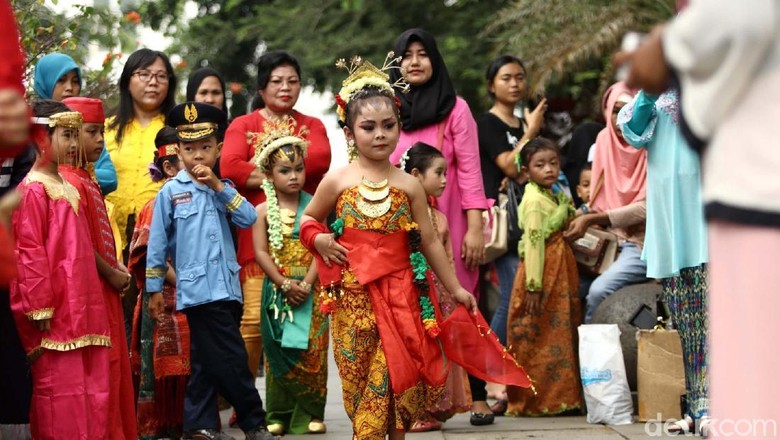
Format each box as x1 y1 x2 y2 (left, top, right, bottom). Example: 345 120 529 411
280 208 296 235
356 165 392 218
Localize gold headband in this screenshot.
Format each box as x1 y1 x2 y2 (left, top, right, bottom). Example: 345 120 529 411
31 111 83 129
248 116 309 172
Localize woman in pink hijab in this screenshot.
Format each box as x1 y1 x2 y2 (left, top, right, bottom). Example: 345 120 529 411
564 82 648 322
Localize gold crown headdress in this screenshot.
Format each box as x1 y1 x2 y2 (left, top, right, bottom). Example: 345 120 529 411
334 53 409 123
248 116 309 172
31 111 83 129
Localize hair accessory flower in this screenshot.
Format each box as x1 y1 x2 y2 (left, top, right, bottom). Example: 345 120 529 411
398 145 413 171
248 116 309 172
334 52 410 123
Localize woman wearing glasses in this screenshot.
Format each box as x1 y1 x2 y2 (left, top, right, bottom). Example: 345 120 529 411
106 49 177 259
104 48 177 354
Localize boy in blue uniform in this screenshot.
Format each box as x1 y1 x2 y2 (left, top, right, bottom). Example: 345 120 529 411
146 102 275 440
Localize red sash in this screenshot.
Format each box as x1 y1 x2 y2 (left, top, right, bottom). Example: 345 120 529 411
300 221 532 392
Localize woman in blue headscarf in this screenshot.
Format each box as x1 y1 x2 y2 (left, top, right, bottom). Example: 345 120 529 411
33 52 117 195
33 53 81 101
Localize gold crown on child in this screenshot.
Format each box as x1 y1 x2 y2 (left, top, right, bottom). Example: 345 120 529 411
248 116 309 172
31 111 83 129
334 53 409 122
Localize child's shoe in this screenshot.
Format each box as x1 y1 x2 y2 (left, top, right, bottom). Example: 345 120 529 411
244 425 276 440
182 428 236 440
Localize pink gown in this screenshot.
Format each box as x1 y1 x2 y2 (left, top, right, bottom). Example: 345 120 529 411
391 97 490 296
10 171 111 440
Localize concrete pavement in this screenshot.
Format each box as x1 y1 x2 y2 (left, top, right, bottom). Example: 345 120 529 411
222 346 668 439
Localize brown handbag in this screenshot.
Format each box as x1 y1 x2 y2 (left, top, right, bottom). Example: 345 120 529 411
571 227 619 277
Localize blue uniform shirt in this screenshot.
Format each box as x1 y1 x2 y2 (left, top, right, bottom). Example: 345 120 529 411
146 169 257 310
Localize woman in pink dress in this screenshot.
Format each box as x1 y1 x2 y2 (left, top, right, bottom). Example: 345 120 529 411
389 28 492 424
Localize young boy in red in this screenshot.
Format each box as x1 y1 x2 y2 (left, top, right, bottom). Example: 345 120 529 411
60 97 137 439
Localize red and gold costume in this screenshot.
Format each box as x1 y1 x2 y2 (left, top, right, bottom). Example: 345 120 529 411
61 96 137 439
301 186 531 439
60 164 138 439
129 196 191 438
10 170 111 439
221 109 331 379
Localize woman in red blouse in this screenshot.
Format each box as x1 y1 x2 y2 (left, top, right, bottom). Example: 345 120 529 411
221 50 331 386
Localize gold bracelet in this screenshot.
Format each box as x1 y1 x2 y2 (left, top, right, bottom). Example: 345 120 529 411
299 281 311 292
280 278 292 292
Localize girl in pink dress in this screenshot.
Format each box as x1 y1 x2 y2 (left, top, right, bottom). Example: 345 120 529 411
401 142 472 431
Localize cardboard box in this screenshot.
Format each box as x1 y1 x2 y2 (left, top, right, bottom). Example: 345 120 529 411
637 329 686 422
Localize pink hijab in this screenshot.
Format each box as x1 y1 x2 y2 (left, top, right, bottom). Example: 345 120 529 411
590 82 647 213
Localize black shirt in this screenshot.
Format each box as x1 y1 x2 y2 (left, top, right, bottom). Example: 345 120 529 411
477 112 524 200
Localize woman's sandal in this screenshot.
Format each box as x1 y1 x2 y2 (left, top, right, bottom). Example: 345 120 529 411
667 415 694 435
409 419 443 432
490 399 508 416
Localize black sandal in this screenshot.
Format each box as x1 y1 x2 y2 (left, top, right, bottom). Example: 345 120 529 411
469 412 495 426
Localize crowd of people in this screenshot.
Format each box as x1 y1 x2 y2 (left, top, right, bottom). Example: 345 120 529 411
0 1 778 439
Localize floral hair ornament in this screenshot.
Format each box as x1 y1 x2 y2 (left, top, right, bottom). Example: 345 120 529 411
398 145 413 171
31 111 83 129
247 115 309 173
334 52 410 124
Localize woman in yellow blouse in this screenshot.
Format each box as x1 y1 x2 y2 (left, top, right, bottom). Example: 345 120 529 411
104 48 177 342
505 138 584 416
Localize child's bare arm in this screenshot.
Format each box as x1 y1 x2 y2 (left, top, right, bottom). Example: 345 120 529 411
404 175 477 313
94 251 130 293
301 172 348 266
303 259 318 287
301 172 341 224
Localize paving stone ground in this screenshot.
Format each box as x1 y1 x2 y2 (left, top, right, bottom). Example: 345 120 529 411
222 343 673 439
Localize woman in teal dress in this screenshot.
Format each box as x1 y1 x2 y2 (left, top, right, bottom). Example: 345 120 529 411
618 89 709 433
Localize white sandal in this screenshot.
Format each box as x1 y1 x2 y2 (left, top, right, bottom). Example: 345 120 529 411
698 416 711 438
667 415 694 435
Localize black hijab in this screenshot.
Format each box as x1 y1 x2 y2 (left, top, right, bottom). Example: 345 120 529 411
186 67 228 114
391 28 457 131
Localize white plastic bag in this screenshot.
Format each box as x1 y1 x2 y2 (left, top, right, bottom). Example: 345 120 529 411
578 324 633 425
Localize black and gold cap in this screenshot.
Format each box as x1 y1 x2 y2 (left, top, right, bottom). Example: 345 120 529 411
167 101 227 142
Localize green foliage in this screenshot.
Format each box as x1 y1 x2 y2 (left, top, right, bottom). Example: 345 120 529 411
484 0 675 118
11 0 136 110
139 0 502 115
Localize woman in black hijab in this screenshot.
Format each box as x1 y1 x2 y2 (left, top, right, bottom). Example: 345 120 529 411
186 67 228 114
390 29 457 131
389 28 494 429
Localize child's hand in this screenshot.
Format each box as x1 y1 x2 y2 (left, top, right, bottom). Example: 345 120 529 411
314 233 347 267
107 266 132 294
452 287 477 315
148 292 165 321
284 280 309 307
192 164 224 192
523 291 543 316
